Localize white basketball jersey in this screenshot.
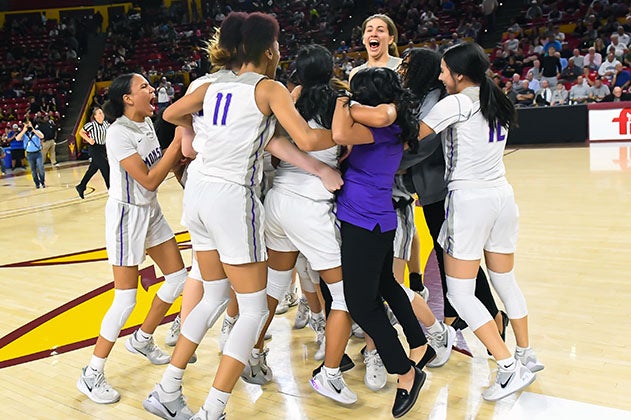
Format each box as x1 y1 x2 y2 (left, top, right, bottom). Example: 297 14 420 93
422 86 507 190
186 69 237 136
193 72 277 187
107 115 163 205
273 120 339 201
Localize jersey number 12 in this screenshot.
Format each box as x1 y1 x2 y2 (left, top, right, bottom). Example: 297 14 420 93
213 93 232 126
488 122 506 143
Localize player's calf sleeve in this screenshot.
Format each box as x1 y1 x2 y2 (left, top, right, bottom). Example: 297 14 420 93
100 288 137 342
222 289 269 364
180 278 230 344
488 269 528 319
266 267 293 301
445 276 493 331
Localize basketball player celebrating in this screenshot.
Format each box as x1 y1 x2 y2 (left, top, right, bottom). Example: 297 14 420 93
77 73 186 404
418 42 544 401
162 12 342 420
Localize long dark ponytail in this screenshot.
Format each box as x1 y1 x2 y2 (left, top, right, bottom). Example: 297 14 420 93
294 44 337 129
102 73 135 121
442 42 516 130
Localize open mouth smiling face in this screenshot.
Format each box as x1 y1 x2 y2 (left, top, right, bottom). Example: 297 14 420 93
363 18 394 59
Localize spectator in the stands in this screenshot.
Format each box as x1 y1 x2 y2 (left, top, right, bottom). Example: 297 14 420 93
598 51 621 81
548 6 565 23
615 25 631 46
594 38 608 58
529 59 542 80
504 31 520 53
526 70 540 92
511 73 522 92
541 46 562 87
550 83 568 106
551 25 565 43
525 0 543 20
571 48 585 71
590 77 611 102
516 80 535 107
609 34 627 60
584 46 602 70
611 63 631 90
535 79 553 106
604 86 631 102
569 76 592 103
543 35 562 54
503 80 517 104
560 57 581 81
501 55 523 78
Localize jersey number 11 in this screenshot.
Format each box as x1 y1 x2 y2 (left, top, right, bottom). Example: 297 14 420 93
213 93 232 126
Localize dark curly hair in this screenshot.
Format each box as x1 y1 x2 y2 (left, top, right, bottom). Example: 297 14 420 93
294 44 338 129
400 48 445 103
350 67 420 152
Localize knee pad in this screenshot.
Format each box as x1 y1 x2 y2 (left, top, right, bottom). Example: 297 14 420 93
445 276 492 331
223 289 269 364
100 288 137 342
181 278 230 344
295 255 319 294
157 268 188 304
266 267 293 301
327 279 348 312
188 256 202 282
488 269 528 319
399 283 416 303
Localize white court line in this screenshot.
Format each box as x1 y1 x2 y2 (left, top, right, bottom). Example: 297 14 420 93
505 392 631 420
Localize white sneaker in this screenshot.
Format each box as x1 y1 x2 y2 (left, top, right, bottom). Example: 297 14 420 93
77 366 120 404
241 349 273 385
218 315 238 353
314 337 326 361
310 370 357 405
309 315 326 343
482 360 536 401
190 407 226 420
126 332 171 365
363 348 387 391
143 384 193 420
515 347 544 373
165 315 181 347
275 289 298 314
351 322 364 339
294 296 310 329
427 323 456 368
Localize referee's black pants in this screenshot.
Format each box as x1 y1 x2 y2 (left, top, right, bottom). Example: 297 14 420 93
79 144 110 189
341 221 426 375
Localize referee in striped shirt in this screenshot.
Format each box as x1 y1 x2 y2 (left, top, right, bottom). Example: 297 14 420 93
76 107 110 199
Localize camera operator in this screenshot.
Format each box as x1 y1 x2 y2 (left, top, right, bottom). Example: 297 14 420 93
18 120 46 188
35 112 58 167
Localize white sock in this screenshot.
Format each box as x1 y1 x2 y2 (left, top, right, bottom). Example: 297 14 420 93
136 328 152 342
88 355 106 373
497 356 517 371
427 319 444 335
203 387 230 417
161 364 185 393
225 314 238 325
251 348 261 359
515 345 530 355
323 365 340 378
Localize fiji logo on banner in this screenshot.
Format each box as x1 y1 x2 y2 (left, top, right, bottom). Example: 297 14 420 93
588 106 631 141
612 108 631 135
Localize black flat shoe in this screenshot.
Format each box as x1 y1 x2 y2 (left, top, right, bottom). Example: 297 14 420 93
312 353 355 377
392 366 426 418
75 185 85 199
415 345 436 370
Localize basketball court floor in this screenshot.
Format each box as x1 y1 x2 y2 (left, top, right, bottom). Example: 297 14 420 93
0 144 629 419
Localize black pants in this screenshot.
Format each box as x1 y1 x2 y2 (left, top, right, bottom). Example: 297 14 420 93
422 200 499 319
341 221 426 375
79 144 110 189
